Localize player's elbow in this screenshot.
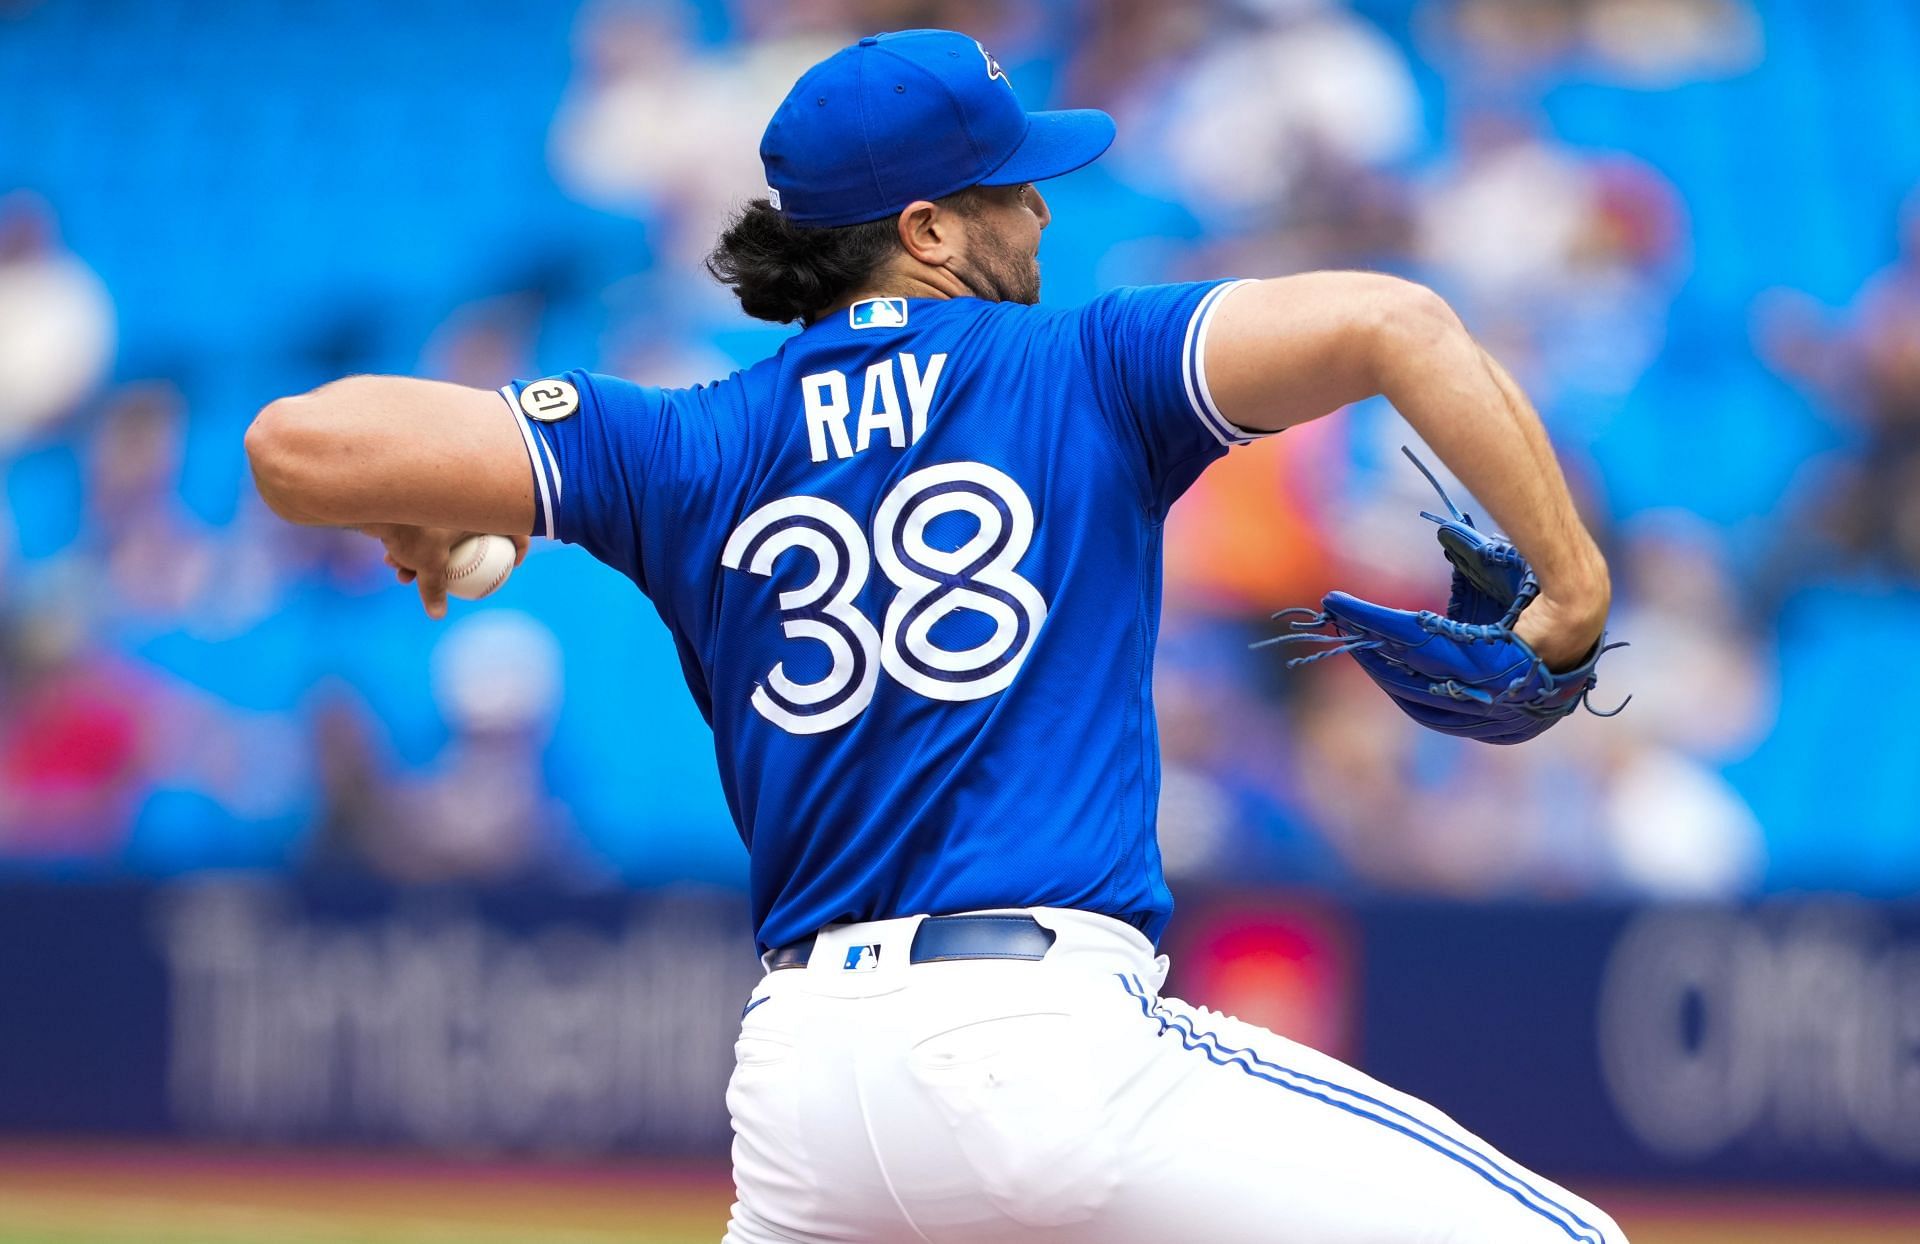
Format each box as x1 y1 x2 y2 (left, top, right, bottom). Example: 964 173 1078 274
246 389 342 525
1366 278 1465 390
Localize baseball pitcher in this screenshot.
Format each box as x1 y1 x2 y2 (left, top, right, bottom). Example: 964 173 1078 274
248 29 1625 1243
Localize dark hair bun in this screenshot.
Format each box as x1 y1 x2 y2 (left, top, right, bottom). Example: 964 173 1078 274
705 199 902 325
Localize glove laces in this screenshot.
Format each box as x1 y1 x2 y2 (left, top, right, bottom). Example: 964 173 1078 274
1401 446 1467 524
1251 607 1382 669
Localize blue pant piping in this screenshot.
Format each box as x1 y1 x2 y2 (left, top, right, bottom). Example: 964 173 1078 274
1118 973 1604 1244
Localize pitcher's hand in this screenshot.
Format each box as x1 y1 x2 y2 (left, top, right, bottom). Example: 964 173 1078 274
360 524 528 619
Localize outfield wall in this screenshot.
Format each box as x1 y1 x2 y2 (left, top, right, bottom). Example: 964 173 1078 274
1 879 1915 1187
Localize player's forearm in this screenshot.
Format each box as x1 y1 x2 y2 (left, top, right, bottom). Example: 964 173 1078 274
245 376 535 535
1373 298 1610 628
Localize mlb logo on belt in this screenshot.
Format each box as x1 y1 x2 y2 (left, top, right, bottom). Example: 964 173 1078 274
850 298 908 329
843 944 881 971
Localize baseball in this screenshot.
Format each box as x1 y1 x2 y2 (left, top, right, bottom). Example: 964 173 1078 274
444 533 517 601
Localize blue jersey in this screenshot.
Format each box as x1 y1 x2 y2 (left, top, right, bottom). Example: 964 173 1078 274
501 280 1267 952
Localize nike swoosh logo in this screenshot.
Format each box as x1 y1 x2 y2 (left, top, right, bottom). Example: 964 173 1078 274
741 996 770 1020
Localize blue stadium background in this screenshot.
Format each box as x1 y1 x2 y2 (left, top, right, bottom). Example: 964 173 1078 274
5 7 1920 1235
2 0 1918 897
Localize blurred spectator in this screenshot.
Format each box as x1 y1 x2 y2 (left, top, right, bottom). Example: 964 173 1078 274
0 491 13 589
303 687 400 878
1297 669 1620 898
548 1 849 265
1425 0 1584 85
1606 513 1770 761
1113 0 1420 239
1759 189 1920 583
1573 722 1765 899
1284 650 1762 901
189 494 388 642
1189 151 1414 277
308 611 589 887
0 191 114 452
1418 115 1598 305
76 382 219 624
1578 0 1760 86
420 293 543 391
1546 515 1770 899
0 537 310 868
0 577 151 859
1153 617 1341 883
1414 112 1686 432
1421 0 1758 92
829 0 1020 37
1062 0 1215 117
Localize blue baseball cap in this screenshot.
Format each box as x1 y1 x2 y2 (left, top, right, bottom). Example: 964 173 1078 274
760 29 1116 229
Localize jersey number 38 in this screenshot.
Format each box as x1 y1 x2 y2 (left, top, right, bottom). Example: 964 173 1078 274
720 461 1048 735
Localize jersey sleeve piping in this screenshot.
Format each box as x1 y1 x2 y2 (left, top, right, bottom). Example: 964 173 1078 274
534 422 562 507
1181 278 1274 447
499 384 558 540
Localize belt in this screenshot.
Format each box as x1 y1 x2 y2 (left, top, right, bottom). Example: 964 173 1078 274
768 913 1056 971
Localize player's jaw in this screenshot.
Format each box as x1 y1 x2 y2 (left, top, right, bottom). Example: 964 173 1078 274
949 182 1046 306
951 228 1041 305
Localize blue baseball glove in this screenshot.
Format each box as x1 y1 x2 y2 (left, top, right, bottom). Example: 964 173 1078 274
1260 449 1624 745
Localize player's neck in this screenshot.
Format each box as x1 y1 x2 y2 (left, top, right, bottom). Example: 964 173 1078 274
811 263 969 324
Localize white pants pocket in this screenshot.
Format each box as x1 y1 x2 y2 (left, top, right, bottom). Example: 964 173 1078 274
907 1011 1122 1229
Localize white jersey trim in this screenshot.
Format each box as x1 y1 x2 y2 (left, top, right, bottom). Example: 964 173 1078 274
534 422 562 508
501 384 556 540
1181 279 1271 447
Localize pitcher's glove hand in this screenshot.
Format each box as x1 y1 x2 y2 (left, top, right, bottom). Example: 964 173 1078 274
1261 450 1624 745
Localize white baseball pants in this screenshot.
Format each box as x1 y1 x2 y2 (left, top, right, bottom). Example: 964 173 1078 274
722 907 1626 1244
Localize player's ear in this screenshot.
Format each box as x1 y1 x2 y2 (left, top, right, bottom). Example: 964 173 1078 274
895 200 956 266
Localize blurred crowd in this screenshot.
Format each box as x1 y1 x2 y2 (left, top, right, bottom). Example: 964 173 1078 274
2 0 1917 899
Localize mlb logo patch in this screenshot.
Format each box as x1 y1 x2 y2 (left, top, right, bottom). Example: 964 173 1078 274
850 298 908 329
843 944 882 971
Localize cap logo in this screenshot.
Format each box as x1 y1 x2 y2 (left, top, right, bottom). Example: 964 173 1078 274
976 40 1008 85
850 297 908 329
766 185 782 210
